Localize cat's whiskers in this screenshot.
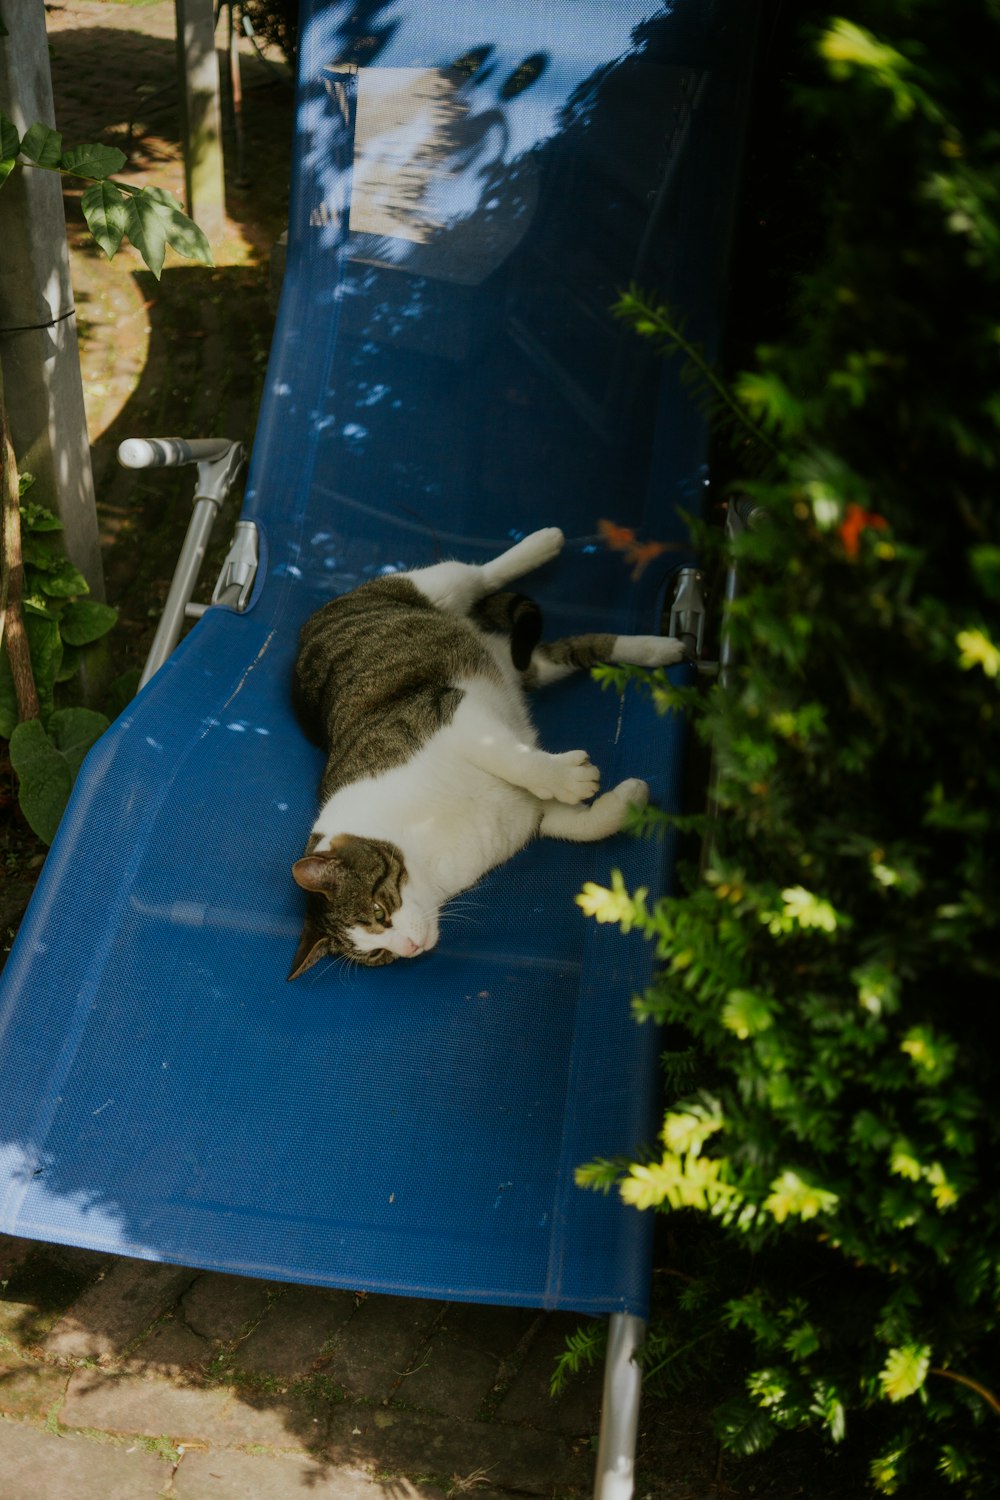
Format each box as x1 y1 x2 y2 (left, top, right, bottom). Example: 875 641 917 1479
289 528 668 978
439 899 484 928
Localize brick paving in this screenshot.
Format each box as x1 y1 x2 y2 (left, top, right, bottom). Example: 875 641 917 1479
1 1235 609 1498
1 7 726 1497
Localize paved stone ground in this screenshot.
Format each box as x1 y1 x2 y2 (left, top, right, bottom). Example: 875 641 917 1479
3 6 730 1499
3 1230 724 1500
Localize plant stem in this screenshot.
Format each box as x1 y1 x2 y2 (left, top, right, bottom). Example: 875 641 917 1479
18 158 141 194
930 1367 1000 1419
0 366 40 723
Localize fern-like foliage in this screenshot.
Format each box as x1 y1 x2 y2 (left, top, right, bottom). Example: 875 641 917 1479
574 3 1000 1493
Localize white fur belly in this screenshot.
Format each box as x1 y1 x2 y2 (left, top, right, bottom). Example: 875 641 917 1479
312 738 540 898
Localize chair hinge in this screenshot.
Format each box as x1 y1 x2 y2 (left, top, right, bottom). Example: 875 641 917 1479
212 520 260 612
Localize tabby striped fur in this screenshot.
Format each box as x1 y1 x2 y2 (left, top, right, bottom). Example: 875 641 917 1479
289 527 685 978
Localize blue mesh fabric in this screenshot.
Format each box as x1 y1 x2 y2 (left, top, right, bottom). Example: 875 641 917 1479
0 0 753 1315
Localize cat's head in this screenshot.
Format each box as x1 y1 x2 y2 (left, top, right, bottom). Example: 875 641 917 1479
288 833 438 979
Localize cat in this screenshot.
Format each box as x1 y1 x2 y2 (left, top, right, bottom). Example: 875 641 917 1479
288 526 686 978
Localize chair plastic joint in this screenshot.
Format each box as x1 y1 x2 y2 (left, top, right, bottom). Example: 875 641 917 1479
668 566 707 659
212 520 260 613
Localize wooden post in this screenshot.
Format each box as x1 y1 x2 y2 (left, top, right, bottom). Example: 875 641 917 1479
0 0 103 599
175 0 226 239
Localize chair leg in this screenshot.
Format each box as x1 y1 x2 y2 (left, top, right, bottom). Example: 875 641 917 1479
594 1312 646 1500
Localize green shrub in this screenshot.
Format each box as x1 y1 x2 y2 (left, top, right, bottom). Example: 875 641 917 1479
577 5 1000 1492
0 483 118 842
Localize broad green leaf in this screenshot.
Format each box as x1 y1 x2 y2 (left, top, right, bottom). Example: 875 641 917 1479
0 158 16 189
124 186 168 278
21 533 65 572
47 707 110 780
59 142 127 181
22 595 58 619
55 645 82 684
38 555 90 599
20 121 63 168
60 598 118 646
8 718 73 845
106 667 141 720
24 612 63 720
8 709 109 843
81 180 130 260
1 112 21 161
19 499 63 532
141 185 213 267
879 1344 931 1403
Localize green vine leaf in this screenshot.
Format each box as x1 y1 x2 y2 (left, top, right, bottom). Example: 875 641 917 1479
19 121 62 168
134 185 213 274
37 555 90 599
81 179 130 260
60 142 128 181
8 719 73 845
59 599 118 647
8 709 109 845
0 110 19 186
124 187 169 278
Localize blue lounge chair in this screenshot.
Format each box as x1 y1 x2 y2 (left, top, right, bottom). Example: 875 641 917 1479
0 3 754 1491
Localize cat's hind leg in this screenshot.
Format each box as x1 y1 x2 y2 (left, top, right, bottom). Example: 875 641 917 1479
480 528 564 591
527 631 687 686
402 529 564 615
539 777 649 841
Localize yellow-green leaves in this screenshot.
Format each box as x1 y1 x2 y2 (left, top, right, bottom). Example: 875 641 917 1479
819 20 937 123
761 885 844 936
956 627 1000 678
722 988 776 1039
613 1101 734 1214
576 869 648 932
764 1170 840 1224
879 1343 931 1403
900 1025 958 1084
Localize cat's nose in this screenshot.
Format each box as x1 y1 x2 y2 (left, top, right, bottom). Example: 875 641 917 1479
401 937 423 957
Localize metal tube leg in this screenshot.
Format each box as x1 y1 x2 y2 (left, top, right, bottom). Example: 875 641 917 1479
594 1313 646 1500
139 496 220 689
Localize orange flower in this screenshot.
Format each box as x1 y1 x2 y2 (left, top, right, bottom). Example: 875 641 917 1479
598 519 638 551
598 518 675 579
838 502 888 559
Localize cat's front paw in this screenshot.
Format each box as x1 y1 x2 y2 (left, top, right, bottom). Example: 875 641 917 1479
532 748 600 804
611 635 688 668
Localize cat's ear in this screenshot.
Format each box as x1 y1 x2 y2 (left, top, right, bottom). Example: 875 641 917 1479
291 852 346 895
287 916 329 981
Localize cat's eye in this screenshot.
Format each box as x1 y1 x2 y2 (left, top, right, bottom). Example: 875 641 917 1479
372 902 386 924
